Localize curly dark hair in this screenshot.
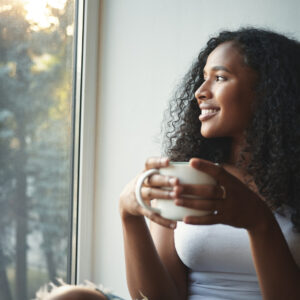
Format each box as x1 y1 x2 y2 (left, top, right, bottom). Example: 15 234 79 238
162 27 300 230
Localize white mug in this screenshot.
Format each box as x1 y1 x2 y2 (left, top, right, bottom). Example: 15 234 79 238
135 162 217 221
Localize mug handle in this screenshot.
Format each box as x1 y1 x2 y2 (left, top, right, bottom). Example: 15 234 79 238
135 168 161 214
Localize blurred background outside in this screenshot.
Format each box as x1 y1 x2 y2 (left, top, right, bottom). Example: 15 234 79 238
0 0 76 299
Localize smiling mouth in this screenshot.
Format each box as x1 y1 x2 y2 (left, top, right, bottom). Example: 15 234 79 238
199 108 220 121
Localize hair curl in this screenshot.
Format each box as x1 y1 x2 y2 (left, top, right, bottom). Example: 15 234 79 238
162 27 300 230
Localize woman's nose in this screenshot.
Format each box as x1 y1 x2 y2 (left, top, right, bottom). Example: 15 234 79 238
194 81 212 103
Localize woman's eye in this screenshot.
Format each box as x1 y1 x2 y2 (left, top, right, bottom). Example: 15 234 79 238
216 75 226 82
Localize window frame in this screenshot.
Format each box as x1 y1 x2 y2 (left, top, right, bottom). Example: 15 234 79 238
70 0 100 284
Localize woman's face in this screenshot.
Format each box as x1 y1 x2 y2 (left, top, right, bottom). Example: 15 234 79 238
195 41 257 140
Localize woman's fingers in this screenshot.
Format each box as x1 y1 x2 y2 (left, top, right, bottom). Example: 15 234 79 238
141 186 177 200
136 157 230 228
148 212 177 229
174 197 221 211
143 157 179 188
138 206 177 229
183 214 222 225
189 158 229 184
144 174 179 187
145 157 169 170
179 183 224 199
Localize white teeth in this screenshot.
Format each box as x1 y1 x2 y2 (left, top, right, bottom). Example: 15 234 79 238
201 109 219 115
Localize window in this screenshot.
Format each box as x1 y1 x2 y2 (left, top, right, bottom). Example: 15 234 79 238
0 0 80 299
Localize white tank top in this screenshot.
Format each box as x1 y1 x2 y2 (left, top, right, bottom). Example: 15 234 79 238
174 206 300 300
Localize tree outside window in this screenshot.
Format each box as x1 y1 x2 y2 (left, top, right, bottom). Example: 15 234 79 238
0 1 76 299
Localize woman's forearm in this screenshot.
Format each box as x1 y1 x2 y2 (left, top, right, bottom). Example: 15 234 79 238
248 210 300 300
121 214 181 300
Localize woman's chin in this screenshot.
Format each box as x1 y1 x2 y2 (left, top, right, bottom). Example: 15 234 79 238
201 130 218 139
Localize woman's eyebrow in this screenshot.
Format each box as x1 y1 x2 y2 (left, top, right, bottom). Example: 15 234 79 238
203 65 231 74
211 65 231 72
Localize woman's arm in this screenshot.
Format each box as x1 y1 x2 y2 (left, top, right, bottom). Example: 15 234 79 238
150 221 188 300
248 208 300 300
121 214 187 300
119 158 188 300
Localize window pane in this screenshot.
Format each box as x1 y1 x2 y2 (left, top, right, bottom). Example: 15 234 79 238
0 1 76 299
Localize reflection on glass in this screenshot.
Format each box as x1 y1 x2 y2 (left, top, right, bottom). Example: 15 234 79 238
0 0 76 299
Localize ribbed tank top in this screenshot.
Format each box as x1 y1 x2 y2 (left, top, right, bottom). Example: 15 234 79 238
174 206 300 299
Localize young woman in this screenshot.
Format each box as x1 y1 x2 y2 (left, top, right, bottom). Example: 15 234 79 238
38 28 300 300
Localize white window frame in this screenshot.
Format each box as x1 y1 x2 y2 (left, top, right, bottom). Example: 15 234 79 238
71 0 100 283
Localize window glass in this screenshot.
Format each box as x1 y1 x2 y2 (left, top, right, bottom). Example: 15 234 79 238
0 0 76 299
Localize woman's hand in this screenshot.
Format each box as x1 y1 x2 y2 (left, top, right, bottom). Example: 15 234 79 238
119 157 179 229
174 158 272 231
